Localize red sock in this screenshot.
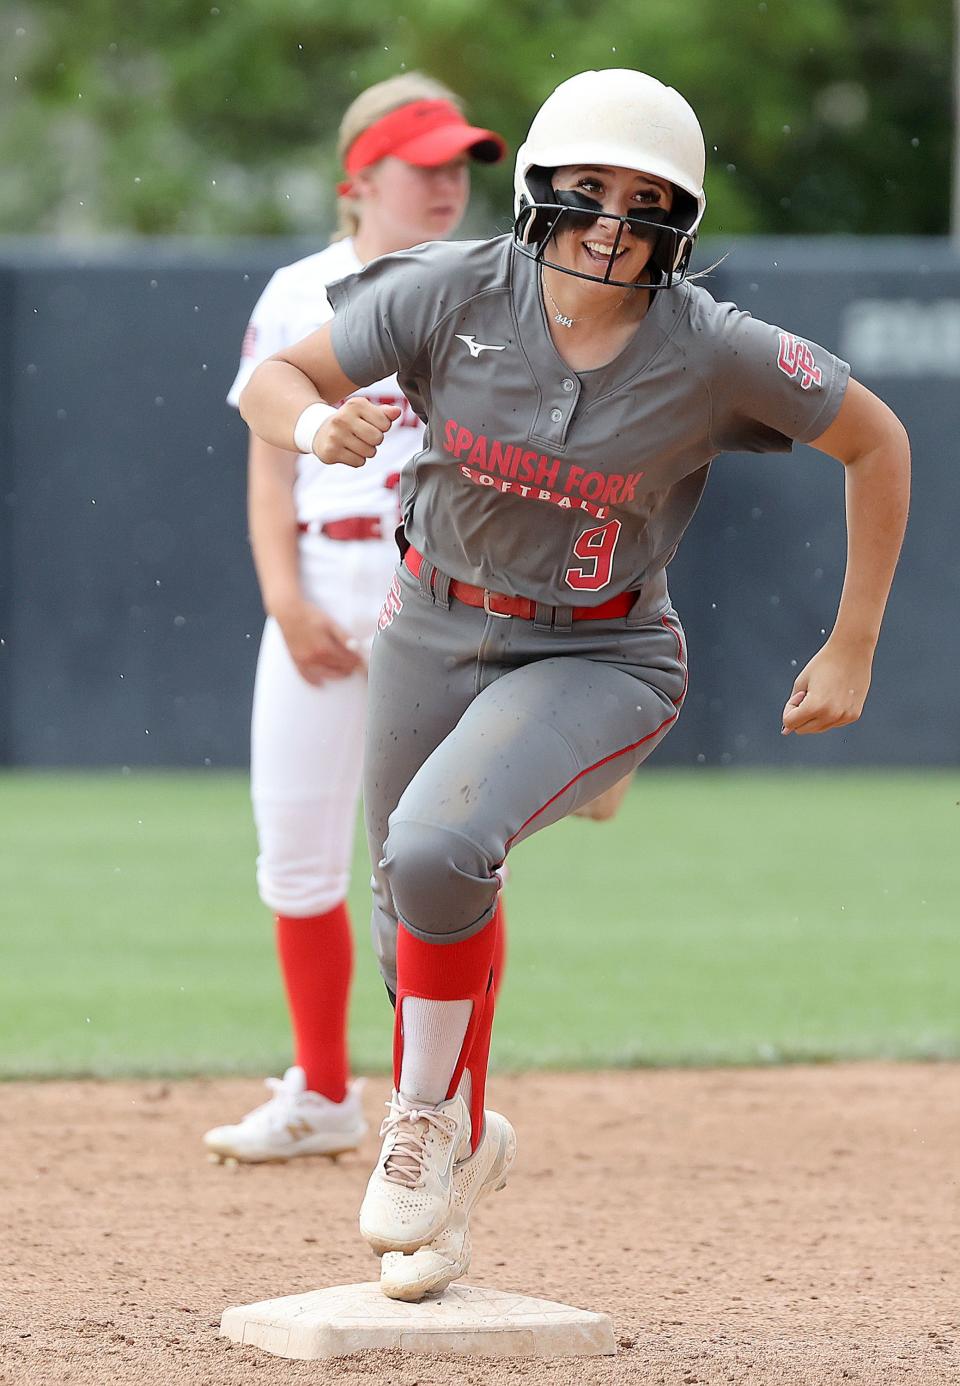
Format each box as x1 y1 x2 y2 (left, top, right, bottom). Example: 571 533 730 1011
275 904 353 1103
394 907 502 1153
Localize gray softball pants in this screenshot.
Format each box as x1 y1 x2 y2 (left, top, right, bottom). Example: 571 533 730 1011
363 556 687 994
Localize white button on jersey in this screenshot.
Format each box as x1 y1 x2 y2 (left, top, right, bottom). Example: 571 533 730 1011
549 407 563 423
562 377 576 392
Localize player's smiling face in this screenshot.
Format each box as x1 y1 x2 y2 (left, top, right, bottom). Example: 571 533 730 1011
549 165 674 282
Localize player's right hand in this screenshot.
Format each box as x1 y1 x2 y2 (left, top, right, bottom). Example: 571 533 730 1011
313 399 401 468
276 599 364 684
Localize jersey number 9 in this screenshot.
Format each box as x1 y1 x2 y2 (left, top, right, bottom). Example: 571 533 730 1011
564 519 622 592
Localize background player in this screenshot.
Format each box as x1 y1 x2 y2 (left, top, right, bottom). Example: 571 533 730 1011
203 74 506 1164
239 68 910 1294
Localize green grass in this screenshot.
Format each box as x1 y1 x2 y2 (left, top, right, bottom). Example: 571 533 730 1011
1 770 958 1078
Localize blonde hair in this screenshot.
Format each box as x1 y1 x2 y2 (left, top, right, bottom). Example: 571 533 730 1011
332 72 465 242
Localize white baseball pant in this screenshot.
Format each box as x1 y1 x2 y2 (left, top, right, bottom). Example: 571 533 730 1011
250 531 398 917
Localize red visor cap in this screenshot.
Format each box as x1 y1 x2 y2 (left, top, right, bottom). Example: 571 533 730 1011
344 100 506 176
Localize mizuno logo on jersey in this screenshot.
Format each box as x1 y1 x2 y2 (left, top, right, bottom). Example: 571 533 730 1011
455 334 506 358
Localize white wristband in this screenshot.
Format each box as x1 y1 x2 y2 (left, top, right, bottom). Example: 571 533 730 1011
293 401 336 457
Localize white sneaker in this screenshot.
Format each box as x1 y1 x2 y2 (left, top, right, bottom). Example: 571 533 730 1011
203 1067 367 1163
380 1109 517 1301
358 1090 472 1255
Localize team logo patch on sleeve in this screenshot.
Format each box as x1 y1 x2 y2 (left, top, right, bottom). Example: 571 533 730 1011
241 322 258 358
777 331 823 390
378 573 404 632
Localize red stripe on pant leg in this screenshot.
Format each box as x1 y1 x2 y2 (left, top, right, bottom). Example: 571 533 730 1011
505 617 688 850
503 713 677 849
275 905 353 1103
662 614 688 707
393 915 498 1131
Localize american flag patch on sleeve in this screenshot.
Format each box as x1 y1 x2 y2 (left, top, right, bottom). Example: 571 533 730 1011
241 322 258 358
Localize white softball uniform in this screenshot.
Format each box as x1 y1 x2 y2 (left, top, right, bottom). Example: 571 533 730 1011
228 239 425 916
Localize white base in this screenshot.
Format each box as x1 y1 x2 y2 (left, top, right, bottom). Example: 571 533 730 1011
220 1281 616 1360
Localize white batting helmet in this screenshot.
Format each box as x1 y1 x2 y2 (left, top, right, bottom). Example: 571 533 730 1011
513 69 707 287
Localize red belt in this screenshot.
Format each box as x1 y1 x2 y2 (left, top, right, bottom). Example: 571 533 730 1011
298 516 384 541
404 546 635 621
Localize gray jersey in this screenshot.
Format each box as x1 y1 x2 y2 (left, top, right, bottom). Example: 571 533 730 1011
328 235 849 607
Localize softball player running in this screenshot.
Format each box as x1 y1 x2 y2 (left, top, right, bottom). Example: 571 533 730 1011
239 69 910 1294
203 75 506 1164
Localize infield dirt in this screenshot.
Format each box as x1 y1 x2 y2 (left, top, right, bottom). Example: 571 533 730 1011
3 1065 957 1385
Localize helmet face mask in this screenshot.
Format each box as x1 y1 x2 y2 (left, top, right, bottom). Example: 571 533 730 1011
512 70 706 292
513 171 697 290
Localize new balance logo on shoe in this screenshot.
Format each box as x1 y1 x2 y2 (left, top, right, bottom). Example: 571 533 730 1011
455 335 506 358
285 1118 315 1142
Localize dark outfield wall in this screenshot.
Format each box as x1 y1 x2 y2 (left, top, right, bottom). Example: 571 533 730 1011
0 237 957 769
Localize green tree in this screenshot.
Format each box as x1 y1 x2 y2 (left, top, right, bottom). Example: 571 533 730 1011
2 0 951 237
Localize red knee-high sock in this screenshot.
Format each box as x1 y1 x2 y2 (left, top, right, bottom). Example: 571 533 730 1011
394 913 499 1150
275 904 353 1103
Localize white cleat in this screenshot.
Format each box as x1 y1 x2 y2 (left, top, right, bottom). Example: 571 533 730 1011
379 1109 517 1302
203 1067 367 1164
358 1090 472 1255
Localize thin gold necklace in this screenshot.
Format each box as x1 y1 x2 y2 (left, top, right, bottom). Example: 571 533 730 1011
542 274 630 329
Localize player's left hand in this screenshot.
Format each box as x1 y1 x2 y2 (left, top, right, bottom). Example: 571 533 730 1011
781 638 874 736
